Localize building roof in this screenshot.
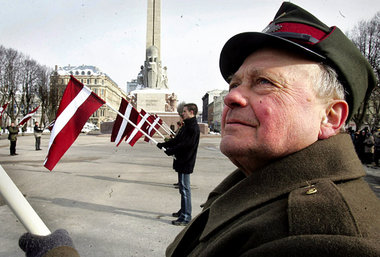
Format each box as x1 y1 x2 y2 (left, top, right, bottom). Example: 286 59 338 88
57 65 104 76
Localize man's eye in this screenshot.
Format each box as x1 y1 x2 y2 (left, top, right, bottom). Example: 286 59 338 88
257 78 273 85
229 83 239 91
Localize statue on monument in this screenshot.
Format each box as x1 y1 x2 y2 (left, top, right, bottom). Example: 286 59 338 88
138 45 169 90
144 46 159 88
165 93 177 112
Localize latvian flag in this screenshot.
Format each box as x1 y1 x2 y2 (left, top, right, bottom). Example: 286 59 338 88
44 76 105 171
0 103 8 119
18 106 39 126
144 114 163 142
125 109 151 146
111 98 141 146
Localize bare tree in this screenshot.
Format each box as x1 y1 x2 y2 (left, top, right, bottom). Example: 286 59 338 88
2 47 23 123
35 65 51 126
47 68 64 122
347 12 380 130
19 56 40 125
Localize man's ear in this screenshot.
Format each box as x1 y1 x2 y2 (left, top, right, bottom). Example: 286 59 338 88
318 100 349 139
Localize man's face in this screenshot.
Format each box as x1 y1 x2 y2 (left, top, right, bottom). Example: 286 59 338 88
220 48 327 174
182 107 194 120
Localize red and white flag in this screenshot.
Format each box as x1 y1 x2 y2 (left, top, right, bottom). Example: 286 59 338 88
0 103 8 119
44 76 105 171
18 106 39 126
144 115 163 142
125 109 151 146
111 98 141 146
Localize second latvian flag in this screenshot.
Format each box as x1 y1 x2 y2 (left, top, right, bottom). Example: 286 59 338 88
44 76 105 171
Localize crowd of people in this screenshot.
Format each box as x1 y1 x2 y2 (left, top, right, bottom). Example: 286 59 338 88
348 127 380 166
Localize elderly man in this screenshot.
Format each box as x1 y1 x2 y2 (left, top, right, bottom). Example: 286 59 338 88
17 2 380 257
166 2 380 257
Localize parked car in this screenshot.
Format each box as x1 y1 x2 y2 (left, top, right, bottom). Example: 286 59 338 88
81 123 99 133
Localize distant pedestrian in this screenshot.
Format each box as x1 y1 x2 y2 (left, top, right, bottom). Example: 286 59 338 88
34 121 43 150
363 132 375 165
7 122 19 156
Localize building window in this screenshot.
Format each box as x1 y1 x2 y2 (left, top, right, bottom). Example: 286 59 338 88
75 71 79 75
101 89 104 95
94 79 97 84
94 88 97 94
81 71 85 75
87 79 90 84
81 79 83 83
87 71 91 75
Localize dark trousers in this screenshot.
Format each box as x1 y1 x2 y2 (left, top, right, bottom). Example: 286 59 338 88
10 141 16 155
178 172 192 222
35 137 41 150
374 149 380 166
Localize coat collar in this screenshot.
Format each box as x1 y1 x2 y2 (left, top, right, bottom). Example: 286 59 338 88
199 133 365 240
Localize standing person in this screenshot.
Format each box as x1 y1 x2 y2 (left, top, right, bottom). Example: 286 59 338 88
157 103 200 226
34 121 43 151
363 132 375 165
16 2 380 257
7 121 19 156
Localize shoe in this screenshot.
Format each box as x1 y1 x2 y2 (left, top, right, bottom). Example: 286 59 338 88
172 212 181 218
14 153 18 155
173 183 178 186
171 219 189 226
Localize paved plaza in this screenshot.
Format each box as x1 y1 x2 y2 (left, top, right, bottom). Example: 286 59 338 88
0 133 379 257
0 133 235 257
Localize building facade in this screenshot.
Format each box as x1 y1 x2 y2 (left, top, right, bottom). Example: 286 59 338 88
212 90 228 132
55 65 127 127
201 89 224 130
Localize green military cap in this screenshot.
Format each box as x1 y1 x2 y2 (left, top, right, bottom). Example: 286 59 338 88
219 2 376 121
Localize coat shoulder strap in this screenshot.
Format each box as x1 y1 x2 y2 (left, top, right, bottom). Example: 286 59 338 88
288 179 360 236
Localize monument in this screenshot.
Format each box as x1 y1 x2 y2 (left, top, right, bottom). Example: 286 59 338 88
127 0 178 120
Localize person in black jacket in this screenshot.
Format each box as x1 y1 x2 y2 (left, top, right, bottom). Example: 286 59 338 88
34 121 43 150
157 103 200 226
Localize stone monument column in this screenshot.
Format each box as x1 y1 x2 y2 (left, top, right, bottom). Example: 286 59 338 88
146 0 161 63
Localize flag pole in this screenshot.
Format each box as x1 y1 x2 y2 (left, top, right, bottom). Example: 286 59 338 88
137 112 166 139
105 102 159 145
0 165 51 236
155 118 175 136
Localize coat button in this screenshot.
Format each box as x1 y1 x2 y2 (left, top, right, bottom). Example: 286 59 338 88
306 187 317 195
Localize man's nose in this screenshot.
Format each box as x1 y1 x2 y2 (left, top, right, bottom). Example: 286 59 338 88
224 88 248 109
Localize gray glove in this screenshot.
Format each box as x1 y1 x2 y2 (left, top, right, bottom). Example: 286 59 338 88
19 229 75 257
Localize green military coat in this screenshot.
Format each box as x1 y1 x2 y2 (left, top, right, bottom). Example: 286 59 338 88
8 126 19 141
166 134 380 256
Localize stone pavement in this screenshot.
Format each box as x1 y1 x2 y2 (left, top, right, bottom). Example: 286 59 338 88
0 133 235 257
0 133 379 257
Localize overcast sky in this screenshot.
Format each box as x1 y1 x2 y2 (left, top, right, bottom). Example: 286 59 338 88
1 0 379 108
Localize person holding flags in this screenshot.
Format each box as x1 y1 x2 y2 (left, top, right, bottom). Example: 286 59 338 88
157 103 200 226
7 121 19 156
